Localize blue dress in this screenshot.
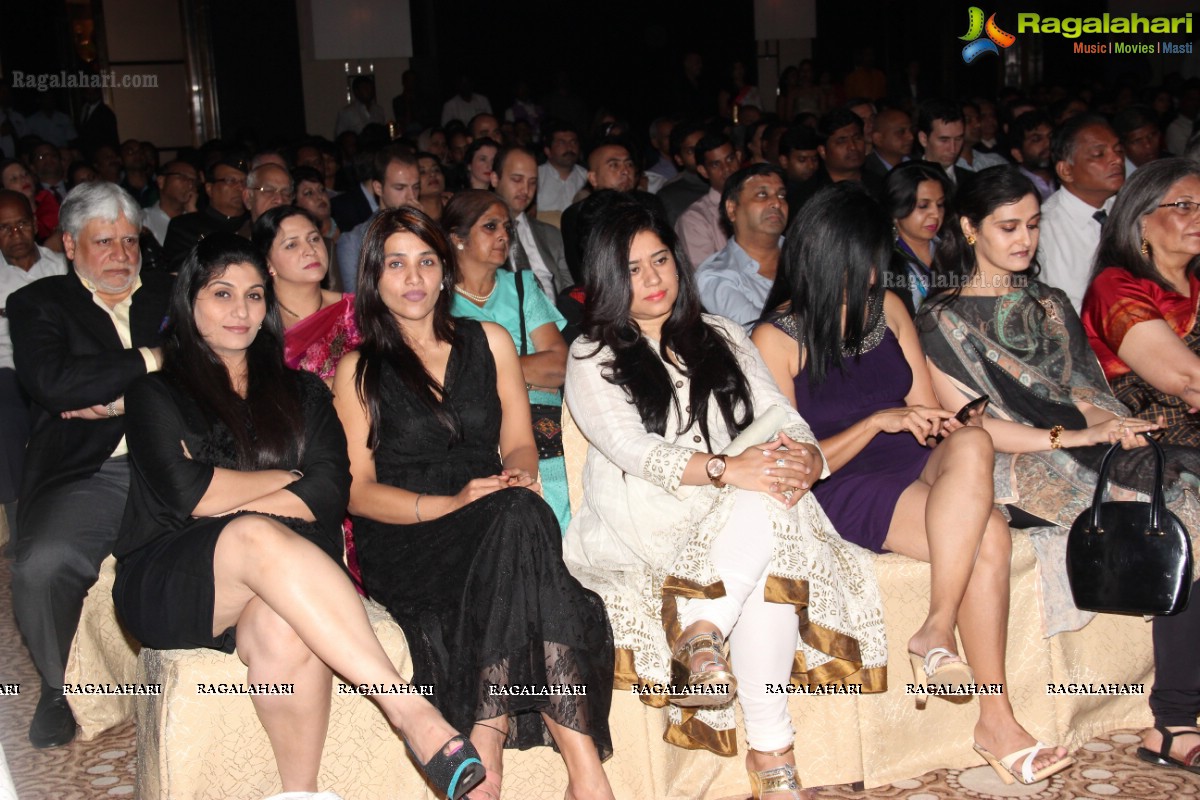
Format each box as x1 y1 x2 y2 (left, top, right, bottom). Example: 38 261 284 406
772 310 930 553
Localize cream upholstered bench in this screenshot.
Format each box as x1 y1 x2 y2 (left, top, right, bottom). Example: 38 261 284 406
64 410 1155 798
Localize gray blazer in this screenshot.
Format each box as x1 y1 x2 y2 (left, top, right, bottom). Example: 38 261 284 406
519 217 575 294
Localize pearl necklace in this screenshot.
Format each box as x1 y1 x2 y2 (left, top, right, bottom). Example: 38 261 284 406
454 283 495 303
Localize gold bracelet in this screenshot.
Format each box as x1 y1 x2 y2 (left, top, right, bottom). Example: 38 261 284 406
414 493 427 522
1049 425 1065 450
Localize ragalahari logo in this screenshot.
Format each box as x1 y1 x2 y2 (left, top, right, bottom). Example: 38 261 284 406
960 7 1016 63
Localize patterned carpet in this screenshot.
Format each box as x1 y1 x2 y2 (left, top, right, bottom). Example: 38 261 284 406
1 546 1200 799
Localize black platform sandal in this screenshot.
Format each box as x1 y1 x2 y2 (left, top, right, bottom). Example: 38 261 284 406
406 733 486 799
1136 726 1200 775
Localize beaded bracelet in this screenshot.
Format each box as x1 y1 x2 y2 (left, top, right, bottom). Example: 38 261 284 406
1049 425 1065 450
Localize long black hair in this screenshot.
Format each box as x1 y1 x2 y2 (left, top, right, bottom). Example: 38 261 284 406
883 161 952 221
163 231 304 469
353 206 459 449
924 164 1040 313
761 182 892 385
580 195 753 448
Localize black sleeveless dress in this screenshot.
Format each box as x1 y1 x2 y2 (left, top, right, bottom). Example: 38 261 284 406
351 319 613 758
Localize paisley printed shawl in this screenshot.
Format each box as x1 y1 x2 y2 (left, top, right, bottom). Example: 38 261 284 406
918 284 1200 633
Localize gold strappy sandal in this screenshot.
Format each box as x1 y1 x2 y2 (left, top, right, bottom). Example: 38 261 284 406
748 744 805 799
669 629 737 707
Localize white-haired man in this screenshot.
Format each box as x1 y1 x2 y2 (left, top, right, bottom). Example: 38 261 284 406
7 181 172 748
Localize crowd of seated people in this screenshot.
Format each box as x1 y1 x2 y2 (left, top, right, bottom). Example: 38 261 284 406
3 61 1200 800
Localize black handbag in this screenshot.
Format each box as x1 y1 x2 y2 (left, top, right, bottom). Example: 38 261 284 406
514 271 565 460
1066 434 1193 616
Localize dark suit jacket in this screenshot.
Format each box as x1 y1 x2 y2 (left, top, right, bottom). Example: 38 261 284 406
863 152 898 184
561 190 666 285
8 271 172 523
162 207 250 272
77 102 119 153
788 168 884 212
330 184 375 234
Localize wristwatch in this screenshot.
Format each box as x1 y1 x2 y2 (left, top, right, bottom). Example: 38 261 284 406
705 455 728 488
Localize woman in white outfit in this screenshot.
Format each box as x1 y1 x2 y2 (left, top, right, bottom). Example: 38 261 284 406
562 196 887 800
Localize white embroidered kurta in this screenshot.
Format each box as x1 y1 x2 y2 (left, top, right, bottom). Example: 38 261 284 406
563 315 887 753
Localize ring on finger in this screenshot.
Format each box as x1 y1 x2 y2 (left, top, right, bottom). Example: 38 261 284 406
775 458 787 468
770 481 780 493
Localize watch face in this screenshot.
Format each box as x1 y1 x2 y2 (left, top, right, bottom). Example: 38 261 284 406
707 456 726 478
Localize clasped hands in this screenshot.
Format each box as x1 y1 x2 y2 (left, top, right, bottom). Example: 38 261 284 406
721 433 820 509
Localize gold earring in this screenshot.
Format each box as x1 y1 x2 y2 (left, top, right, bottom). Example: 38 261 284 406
966 234 977 246
1140 238 1149 256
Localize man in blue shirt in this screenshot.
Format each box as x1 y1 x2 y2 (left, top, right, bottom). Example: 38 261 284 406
695 164 788 330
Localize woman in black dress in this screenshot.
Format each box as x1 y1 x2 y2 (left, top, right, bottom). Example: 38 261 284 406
113 232 485 799
331 208 615 800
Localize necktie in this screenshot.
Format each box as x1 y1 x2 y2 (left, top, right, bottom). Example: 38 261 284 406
510 224 532 272
1092 209 1107 227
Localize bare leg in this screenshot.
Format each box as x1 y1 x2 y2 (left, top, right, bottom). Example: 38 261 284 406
543 715 614 800
882 429 1066 772
211 515 471 772
235 597 333 791
884 427 994 660
467 717 506 800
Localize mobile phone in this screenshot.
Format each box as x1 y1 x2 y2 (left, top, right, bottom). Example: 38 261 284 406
955 395 990 424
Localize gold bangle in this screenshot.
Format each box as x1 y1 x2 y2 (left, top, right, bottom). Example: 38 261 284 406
414 493 427 522
1049 425 1065 450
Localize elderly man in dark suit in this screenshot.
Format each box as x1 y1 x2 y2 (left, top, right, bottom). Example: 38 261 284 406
7 181 172 748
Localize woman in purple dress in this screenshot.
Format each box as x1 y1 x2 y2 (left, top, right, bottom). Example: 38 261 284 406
753 183 1072 786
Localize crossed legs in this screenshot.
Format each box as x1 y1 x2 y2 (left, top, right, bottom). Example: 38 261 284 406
212 514 470 792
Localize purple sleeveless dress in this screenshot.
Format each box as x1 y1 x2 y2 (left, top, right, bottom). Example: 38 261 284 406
772 310 931 553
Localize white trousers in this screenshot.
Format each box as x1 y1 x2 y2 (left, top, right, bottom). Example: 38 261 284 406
678 490 799 751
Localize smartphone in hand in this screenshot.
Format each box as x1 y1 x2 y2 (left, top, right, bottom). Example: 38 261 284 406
955 395 990 424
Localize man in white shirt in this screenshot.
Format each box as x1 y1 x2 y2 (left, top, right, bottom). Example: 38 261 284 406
491 145 573 300
0 190 67 371
142 160 198 245
333 76 386 137
441 76 492 126
0 192 67 539
1165 82 1200 156
956 100 1009 172
1038 114 1126 311
537 122 588 214
675 133 739 268
695 164 787 329
24 95 76 148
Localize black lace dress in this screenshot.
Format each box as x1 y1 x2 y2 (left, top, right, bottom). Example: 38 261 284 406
351 319 613 758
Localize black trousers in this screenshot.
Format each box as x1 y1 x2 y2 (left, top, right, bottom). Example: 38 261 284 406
1150 579 1200 726
11 457 129 689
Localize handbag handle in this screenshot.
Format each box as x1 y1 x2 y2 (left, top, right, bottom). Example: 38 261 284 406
1085 432 1167 534
513 269 529 356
